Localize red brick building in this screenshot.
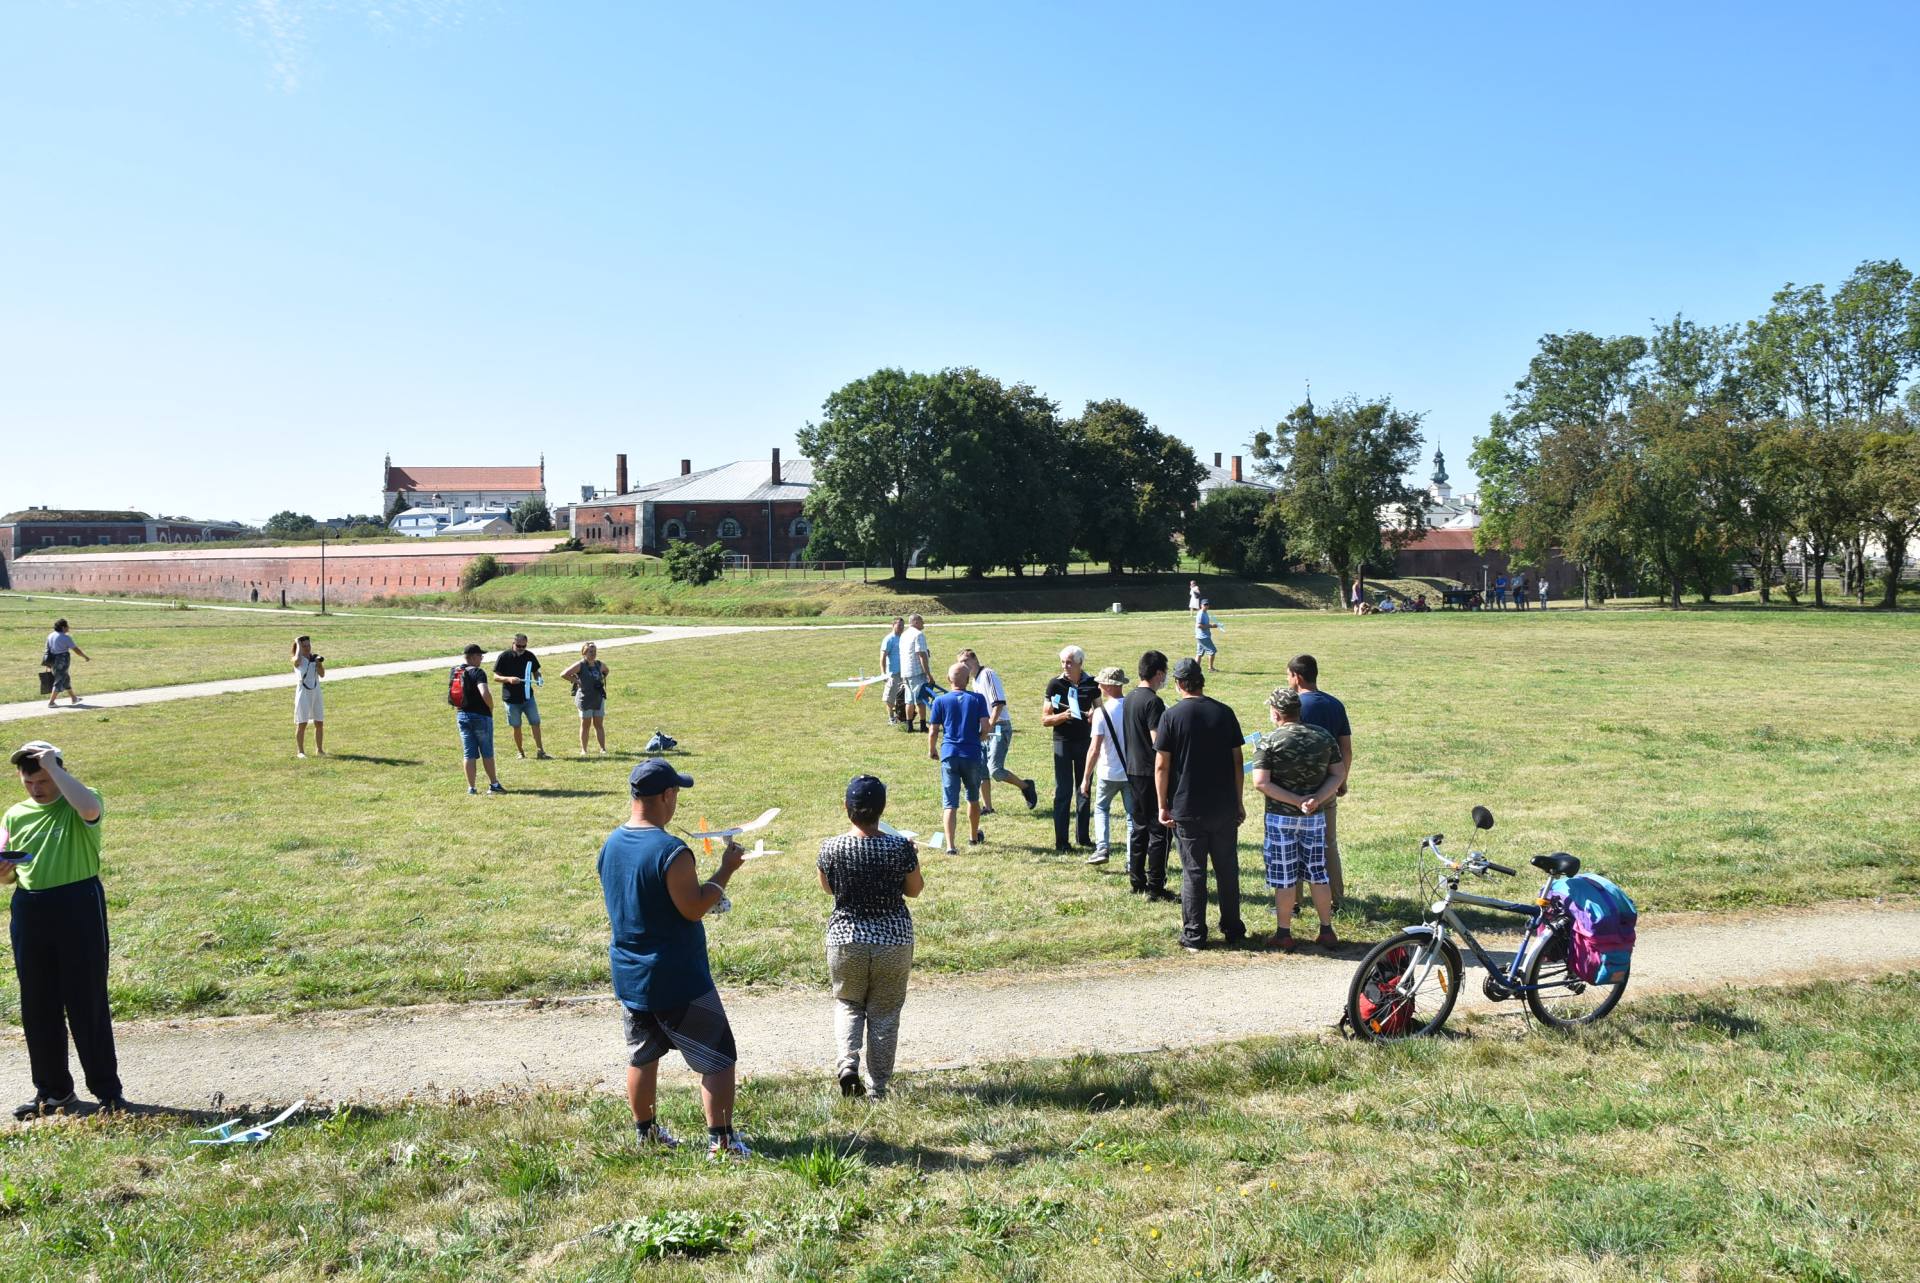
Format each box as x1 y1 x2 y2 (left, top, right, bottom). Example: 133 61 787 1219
0 509 248 588
1392 527 1578 594
573 450 815 563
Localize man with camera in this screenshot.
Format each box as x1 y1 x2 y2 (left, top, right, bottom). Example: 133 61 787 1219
292 635 326 758
3 741 124 1118
492 634 551 760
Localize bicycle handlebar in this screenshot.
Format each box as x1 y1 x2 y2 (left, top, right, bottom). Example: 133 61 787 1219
1484 861 1516 877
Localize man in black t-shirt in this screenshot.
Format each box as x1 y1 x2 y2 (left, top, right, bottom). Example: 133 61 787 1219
1121 650 1172 899
453 643 504 796
493 634 550 761
1041 645 1102 852
1154 658 1246 949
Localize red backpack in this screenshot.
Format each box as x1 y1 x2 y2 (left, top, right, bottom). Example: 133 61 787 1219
1351 943 1416 1037
448 665 472 709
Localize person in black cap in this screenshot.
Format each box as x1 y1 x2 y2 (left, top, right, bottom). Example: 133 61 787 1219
1154 658 1248 950
816 775 922 1098
597 758 752 1159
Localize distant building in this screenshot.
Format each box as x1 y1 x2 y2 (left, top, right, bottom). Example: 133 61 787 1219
390 505 512 538
572 449 816 563
0 508 249 587
382 457 544 517
1197 451 1273 499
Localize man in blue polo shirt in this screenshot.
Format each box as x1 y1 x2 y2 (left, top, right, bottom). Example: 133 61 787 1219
927 661 990 852
598 759 753 1159
1286 654 1354 908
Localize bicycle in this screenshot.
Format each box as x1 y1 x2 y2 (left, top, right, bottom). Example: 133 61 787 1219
1344 805 1629 1039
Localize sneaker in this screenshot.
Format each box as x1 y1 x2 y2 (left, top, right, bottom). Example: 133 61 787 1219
517 751 527 760
1020 780 1038 809
635 1120 680 1149
1177 934 1205 952
1128 884 1146 895
1269 929 1297 953
488 782 507 794
970 832 986 846
1146 888 1179 904
94 1096 129 1116
536 751 551 760
295 751 306 759
1085 849 1109 865
708 1132 753 1161
1315 925 1340 950
838 1068 865 1098
13 1091 77 1120
467 786 478 795
980 806 996 816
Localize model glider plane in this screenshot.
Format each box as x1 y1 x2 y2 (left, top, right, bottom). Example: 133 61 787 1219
690 808 781 840
191 1100 305 1147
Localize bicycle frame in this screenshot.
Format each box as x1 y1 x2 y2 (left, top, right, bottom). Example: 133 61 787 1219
1406 837 1561 996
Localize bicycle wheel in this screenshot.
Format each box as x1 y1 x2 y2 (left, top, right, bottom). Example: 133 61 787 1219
1522 924 1628 1028
1346 930 1461 1040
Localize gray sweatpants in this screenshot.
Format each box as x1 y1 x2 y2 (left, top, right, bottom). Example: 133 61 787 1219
828 939 914 1096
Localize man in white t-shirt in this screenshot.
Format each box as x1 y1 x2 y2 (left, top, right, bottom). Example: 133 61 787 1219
1079 666 1133 865
899 615 933 734
292 634 326 758
960 648 1038 814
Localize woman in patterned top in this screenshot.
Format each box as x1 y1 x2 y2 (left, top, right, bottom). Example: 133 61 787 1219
817 774 923 1099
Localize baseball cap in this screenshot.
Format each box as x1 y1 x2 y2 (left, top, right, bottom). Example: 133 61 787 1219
1095 665 1127 686
1266 688 1302 715
1171 657 1203 683
9 741 60 769
845 774 887 811
629 758 695 797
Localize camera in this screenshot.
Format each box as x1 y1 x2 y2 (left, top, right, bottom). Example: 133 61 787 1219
311 656 325 665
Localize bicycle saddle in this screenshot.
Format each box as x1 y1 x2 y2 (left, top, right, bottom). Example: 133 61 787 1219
1531 852 1581 876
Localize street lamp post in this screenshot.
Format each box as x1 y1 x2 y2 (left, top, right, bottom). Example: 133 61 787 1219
320 536 328 615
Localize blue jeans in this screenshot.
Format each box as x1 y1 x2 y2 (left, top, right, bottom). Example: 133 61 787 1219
506 694 540 727
940 756 986 809
457 711 495 761
1091 775 1132 855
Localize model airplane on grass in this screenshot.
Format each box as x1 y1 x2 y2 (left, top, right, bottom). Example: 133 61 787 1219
191 1101 305 1147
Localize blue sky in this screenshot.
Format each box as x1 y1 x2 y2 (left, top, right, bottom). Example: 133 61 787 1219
3 1 1914 525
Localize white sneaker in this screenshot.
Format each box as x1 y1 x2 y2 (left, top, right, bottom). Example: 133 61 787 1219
707 1132 752 1161
637 1121 680 1150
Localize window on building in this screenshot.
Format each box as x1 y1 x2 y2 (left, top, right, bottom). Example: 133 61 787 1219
662 520 685 541
717 517 742 539
69 536 82 545
40 535 53 546
790 516 812 538
98 535 112 544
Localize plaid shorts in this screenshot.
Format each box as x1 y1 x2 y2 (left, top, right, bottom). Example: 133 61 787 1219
622 987 738 1074
1262 811 1328 888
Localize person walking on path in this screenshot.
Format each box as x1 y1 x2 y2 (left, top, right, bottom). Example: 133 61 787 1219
3 741 124 1119
1193 599 1224 670
1042 646 1101 852
493 634 550 760
1080 665 1132 866
816 775 922 1099
1122 650 1173 900
451 644 504 795
1252 689 1346 952
1539 578 1550 609
928 662 990 851
880 618 907 728
598 758 752 1159
1286 654 1352 908
42 620 89 709
562 643 611 756
1154 658 1247 951
960 648 1037 815
292 635 326 758
900 615 934 734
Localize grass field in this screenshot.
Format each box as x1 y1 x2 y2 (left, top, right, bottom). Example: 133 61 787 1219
1 606 1914 1023
0 594 616 703
2 974 1913 1281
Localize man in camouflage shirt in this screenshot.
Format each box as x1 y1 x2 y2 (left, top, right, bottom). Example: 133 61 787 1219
1250 688 1346 951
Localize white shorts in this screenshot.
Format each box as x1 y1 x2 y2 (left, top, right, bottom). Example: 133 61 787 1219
295 686 325 723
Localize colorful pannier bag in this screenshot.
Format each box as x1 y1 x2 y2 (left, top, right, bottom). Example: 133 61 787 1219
1547 873 1638 985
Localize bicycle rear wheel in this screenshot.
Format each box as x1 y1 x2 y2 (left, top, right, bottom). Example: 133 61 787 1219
1522 925 1628 1028
1346 930 1461 1040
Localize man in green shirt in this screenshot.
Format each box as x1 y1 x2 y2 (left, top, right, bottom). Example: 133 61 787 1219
2 741 123 1118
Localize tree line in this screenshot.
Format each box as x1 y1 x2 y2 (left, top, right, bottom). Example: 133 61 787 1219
1472 258 1920 608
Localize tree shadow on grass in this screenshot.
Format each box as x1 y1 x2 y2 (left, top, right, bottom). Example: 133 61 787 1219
747 1132 1058 1172
945 1062 1167 1113
503 787 606 799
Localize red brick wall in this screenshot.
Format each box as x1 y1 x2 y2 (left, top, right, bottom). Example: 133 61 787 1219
648 502 809 560
6 548 551 605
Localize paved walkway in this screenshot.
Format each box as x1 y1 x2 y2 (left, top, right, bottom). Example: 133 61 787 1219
7 903 1909 1113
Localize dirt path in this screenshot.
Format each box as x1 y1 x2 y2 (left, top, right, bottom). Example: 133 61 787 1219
7 904 1909 1113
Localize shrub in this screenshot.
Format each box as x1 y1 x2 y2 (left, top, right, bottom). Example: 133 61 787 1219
461 554 502 590
664 539 726 586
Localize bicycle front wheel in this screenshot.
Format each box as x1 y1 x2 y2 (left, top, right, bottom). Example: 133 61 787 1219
1346 930 1461 1041
1522 925 1628 1028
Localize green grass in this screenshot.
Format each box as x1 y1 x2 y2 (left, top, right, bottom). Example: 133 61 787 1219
2 974 1915 1281
0 594 621 702
2 606 1916 1022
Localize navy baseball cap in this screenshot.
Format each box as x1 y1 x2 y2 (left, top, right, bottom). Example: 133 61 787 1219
1171 656 1203 683
629 758 694 797
846 775 887 811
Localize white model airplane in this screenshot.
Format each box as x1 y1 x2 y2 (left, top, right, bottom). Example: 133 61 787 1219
739 839 781 860
191 1100 305 1146
879 822 942 851
689 808 781 840
826 673 889 689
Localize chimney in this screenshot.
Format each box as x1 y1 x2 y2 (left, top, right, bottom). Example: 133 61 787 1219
1231 455 1243 483
615 453 629 495
680 458 692 476
771 447 782 485
1213 452 1222 468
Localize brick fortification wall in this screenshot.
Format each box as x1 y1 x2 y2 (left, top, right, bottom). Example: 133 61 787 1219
6 540 562 605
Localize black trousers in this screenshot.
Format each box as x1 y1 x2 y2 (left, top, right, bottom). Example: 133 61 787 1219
10 878 122 1102
1126 772 1169 891
1051 740 1091 849
1174 817 1245 945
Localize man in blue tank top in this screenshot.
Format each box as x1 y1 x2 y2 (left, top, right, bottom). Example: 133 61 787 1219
598 759 752 1159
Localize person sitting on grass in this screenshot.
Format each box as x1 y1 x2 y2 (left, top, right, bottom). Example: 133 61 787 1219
598 759 752 1159
928 661 990 851
817 775 923 1099
1252 689 1346 951
562 642 610 756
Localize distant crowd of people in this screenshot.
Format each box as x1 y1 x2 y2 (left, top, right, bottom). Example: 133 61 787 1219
1350 574 1551 614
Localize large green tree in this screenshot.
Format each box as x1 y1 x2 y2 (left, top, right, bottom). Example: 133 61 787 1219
510 498 553 533
264 511 320 540
1065 399 1206 575
1859 420 1920 608
797 369 935 580
1183 486 1288 577
1250 396 1426 604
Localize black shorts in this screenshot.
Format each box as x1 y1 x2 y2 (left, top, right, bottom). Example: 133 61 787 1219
622 988 737 1074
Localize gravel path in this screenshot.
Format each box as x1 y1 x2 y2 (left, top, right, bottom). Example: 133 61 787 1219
8 903 1909 1113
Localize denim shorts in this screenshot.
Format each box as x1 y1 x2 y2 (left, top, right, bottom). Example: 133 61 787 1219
987 721 1013 774
940 755 986 808
1195 635 1217 657
506 694 540 727
456 711 494 761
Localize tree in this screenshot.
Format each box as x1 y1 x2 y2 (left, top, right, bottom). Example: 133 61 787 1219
797 369 934 580
1183 487 1288 576
460 554 502 590
1065 399 1206 575
1250 396 1426 604
1768 422 1870 606
511 498 553 533
917 368 1075 576
1859 420 1920 608
264 511 320 540
663 539 725 586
